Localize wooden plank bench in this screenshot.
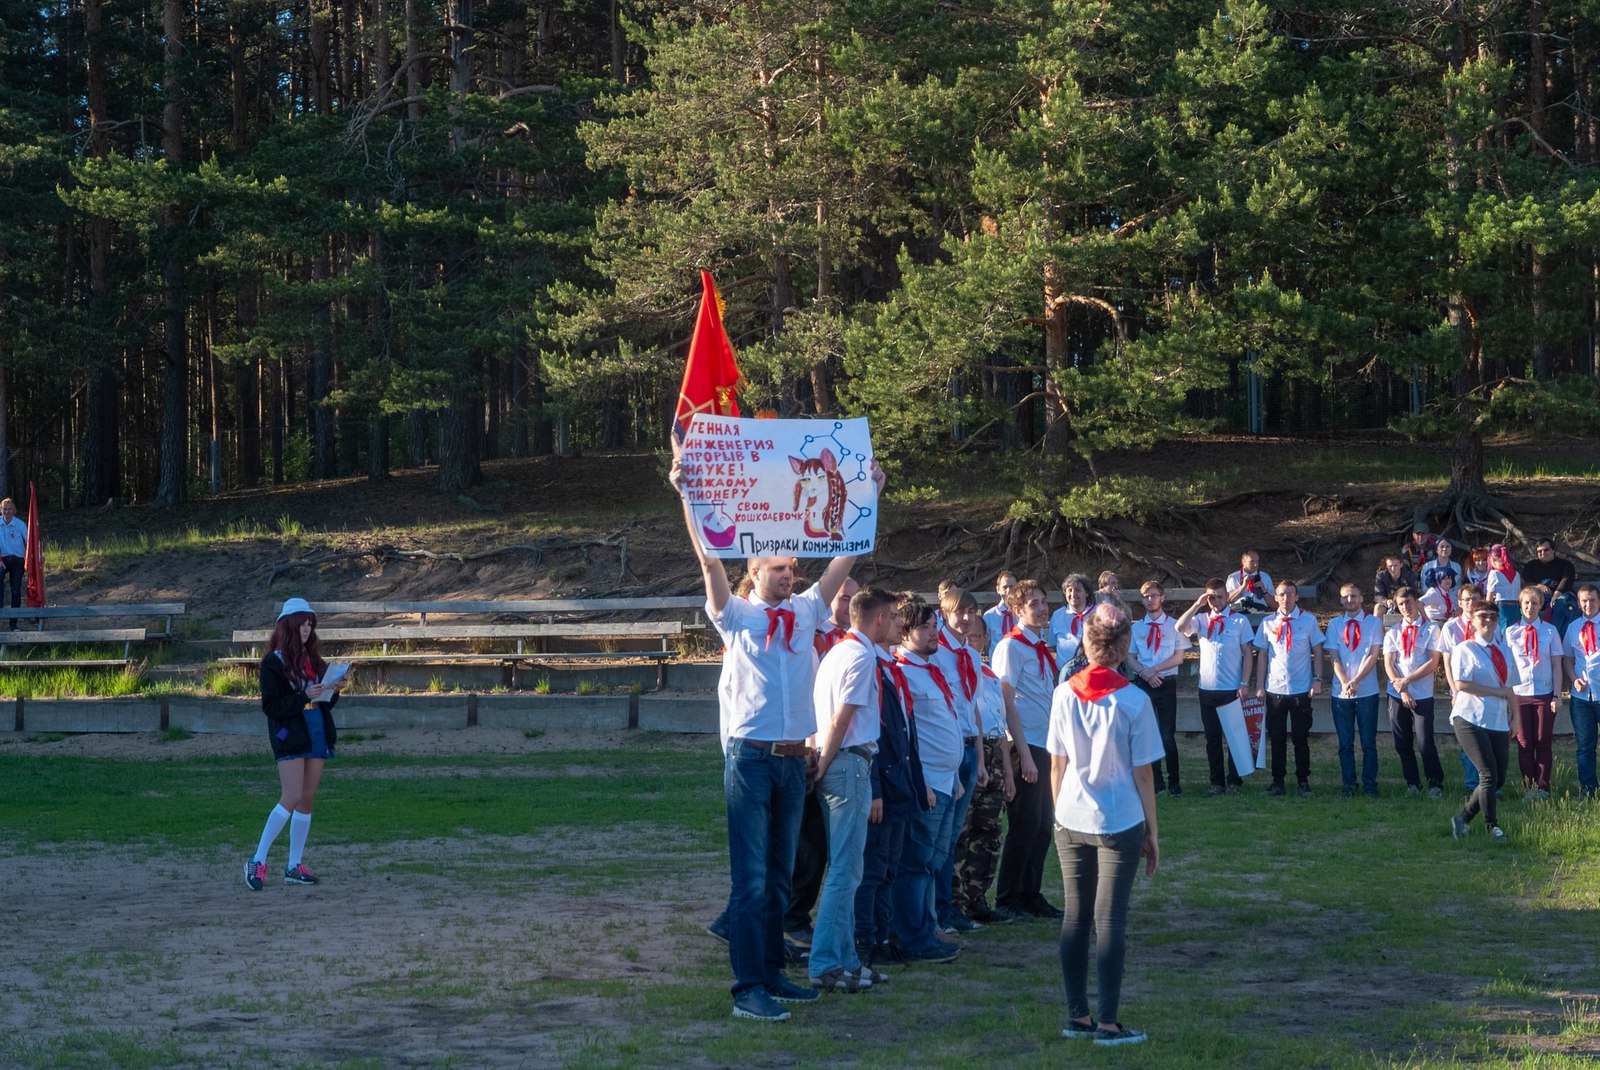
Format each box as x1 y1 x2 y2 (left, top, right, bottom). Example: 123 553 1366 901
0 628 148 668
0 603 185 670
0 603 186 638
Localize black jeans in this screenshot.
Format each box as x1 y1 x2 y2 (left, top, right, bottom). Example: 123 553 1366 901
785 787 828 932
1265 691 1313 785
1134 677 1179 790
1453 721 1509 830
854 818 906 948
1388 694 1444 790
0 555 22 628
1056 822 1145 1025
1197 688 1245 787
996 744 1054 911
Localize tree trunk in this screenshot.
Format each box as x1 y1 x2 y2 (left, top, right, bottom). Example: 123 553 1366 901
529 351 554 456
1040 253 1071 456
152 0 188 507
368 413 389 481
436 388 479 492
407 408 429 466
308 243 336 479
508 341 529 457
83 0 120 505
0 336 9 501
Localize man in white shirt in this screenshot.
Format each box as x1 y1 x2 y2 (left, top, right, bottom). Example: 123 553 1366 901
1253 579 1324 796
1125 581 1190 796
670 453 882 1022
992 579 1054 920
1049 574 1093 677
1175 578 1254 796
1561 583 1600 800
807 586 893 992
982 571 1018 658
1384 587 1444 797
1327 583 1383 797
0 498 27 630
891 599 965 963
1227 550 1276 613
932 588 989 934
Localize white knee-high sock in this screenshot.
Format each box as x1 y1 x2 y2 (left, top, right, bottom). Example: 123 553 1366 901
254 804 291 863
287 811 313 867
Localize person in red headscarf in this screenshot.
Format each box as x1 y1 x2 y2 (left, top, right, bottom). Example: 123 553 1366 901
1048 602 1162 1048
1448 605 1520 841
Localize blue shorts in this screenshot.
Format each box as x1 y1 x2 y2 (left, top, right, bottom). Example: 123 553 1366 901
276 707 335 763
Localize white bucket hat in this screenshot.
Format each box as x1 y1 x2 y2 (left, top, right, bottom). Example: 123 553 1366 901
277 597 314 620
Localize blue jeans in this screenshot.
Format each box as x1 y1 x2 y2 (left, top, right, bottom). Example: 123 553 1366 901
1572 694 1600 797
723 739 806 997
892 789 955 953
1550 593 1577 636
1331 694 1379 792
809 753 872 979
855 818 906 948
935 742 980 922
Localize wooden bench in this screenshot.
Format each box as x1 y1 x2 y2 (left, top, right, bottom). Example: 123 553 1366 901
0 603 185 669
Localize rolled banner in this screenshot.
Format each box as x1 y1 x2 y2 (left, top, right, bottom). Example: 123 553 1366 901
1215 698 1256 777
1250 698 1271 771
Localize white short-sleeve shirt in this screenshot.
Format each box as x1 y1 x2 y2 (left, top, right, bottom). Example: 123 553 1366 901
1484 569 1522 607
1252 608 1324 695
1180 611 1254 691
982 603 1017 658
933 625 982 738
1327 612 1384 700
976 666 1006 739
1562 615 1600 688
993 626 1055 749
0 518 26 558
1047 674 1165 835
895 648 962 795
1049 606 1091 668
1506 619 1562 697
711 585 828 747
1131 612 1189 677
1227 569 1274 602
1383 618 1440 700
1449 638 1521 731
812 629 880 749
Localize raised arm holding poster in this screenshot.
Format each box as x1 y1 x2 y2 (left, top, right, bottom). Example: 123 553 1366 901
678 414 878 559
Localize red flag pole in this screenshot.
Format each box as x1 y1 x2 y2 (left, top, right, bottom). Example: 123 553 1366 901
673 270 742 443
24 482 44 609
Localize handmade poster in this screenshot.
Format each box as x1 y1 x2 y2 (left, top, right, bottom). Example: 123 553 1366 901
679 415 877 559
1215 698 1258 777
1250 697 1271 771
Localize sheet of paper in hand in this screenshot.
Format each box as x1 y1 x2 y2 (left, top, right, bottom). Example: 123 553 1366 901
679 415 877 559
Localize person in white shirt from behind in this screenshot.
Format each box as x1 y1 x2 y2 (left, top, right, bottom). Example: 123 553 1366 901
1382 587 1444 797
1124 581 1190 796
1049 574 1093 679
1505 587 1563 801
1048 602 1161 1049
1173 578 1254 796
1448 606 1521 842
1327 583 1384 797
807 585 895 994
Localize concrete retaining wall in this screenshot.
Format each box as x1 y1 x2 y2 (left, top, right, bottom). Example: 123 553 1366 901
637 694 719 734
24 699 162 733
477 694 632 731
167 698 260 735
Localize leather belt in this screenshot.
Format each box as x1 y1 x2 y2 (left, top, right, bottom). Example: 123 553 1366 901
738 738 812 758
844 744 875 761
962 735 979 747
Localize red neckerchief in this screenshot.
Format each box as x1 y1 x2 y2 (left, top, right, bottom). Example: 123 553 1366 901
1582 620 1599 657
1486 642 1509 686
1516 622 1538 664
1274 612 1294 648
862 640 913 720
300 652 316 683
814 623 847 657
1492 551 1516 582
1343 616 1362 652
1401 620 1420 658
1441 593 1453 617
937 628 978 701
1144 614 1165 652
1206 613 1227 639
895 650 956 716
1454 614 1473 643
1068 665 1128 701
1005 626 1058 679
763 606 796 652
1068 610 1087 636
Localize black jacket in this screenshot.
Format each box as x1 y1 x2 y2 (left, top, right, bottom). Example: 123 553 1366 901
259 651 339 759
872 659 930 821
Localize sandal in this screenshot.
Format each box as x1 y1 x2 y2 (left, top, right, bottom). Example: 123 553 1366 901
857 965 889 986
1061 1017 1097 1039
810 967 862 993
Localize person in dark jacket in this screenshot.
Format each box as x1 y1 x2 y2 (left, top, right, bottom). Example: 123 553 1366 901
244 598 348 890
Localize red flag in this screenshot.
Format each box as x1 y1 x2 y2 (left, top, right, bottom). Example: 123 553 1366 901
24 482 44 608
672 270 741 441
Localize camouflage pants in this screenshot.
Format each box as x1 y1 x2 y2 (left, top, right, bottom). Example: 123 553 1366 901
953 737 1008 913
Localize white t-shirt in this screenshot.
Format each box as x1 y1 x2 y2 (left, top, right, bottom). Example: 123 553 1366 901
1131 612 1190 677
895 648 962 795
1047 674 1164 835
711 585 828 747
993 626 1055 748
1562 615 1600 689
1421 559 1462 590
1420 587 1456 623
1484 569 1522 607
982 603 1017 658
1327 612 1383 700
0 518 25 558
812 629 880 749
1383 618 1439 700
1227 569 1274 603
976 666 1006 739
1049 605 1091 668
1449 638 1521 731
933 625 982 738
1180 611 1254 691
1252 608 1324 695
1506 619 1563 697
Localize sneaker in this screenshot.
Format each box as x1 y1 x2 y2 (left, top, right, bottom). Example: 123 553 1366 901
901 941 960 964
869 941 908 966
1428 786 1443 800
1450 815 1469 840
707 915 730 943
1025 898 1064 920
1338 785 1355 798
1094 1024 1147 1047
782 939 809 966
1489 825 1507 842
784 927 814 949
1265 782 1286 797
986 904 1026 924
967 903 1000 924
1061 1017 1099 1039
1406 784 1421 796
283 863 319 885
1225 784 1242 796
1297 782 1314 799
243 859 266 892
1204 785 1226 797
732 989 790 1022
768 975 821 1003
944 912 984 933
1167 784 1183 798
936 919 958 935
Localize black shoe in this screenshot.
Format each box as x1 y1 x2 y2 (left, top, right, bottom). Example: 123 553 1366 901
1265 782 1286 797
986 904 1026 924
871 941 908 965
1363 787 1379 797
901 941 960 964
1297 782 1313 799
767 975 820 1004
967 903 999 924
1204 785 1226 797
1225 784 1242 795
783 939 809 966
1338 785 1355 798
1167 784 1183 798
1025 898 1064 920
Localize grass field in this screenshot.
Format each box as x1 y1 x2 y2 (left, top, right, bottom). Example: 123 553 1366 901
1 736 1597 1069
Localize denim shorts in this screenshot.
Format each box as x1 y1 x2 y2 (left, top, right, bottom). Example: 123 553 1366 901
276 707 335 763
